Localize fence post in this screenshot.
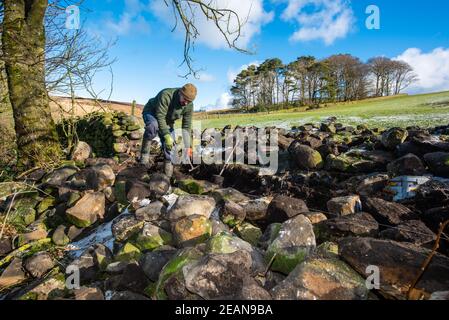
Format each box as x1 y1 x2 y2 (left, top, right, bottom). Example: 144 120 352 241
131 100 136 116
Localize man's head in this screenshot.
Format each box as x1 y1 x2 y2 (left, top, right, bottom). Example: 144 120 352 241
179 83 197 106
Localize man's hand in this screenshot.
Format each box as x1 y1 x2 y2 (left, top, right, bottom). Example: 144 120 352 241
164 133 174 151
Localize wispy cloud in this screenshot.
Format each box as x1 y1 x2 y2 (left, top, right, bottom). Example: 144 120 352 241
197 72 216 83
395 47 449 93
105 0 151 35
274 0 355 45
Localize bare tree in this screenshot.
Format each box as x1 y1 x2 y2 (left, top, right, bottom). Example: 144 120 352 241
163 0 251 77
368 57 417 96
391 60 418 95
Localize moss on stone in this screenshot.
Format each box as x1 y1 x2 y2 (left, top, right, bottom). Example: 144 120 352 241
115 242 142 262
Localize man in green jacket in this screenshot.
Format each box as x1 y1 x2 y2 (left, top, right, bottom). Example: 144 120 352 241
140 84 196 176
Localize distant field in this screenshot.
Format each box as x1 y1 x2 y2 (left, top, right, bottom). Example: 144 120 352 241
49 96 144 122
193 91 449 130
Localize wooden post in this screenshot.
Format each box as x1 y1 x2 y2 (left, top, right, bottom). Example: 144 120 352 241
131 100 136 116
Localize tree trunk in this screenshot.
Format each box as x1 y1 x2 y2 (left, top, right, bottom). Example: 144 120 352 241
0 32 17 167
2 0 61 170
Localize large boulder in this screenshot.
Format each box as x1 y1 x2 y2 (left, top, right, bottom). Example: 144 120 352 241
125 180 152 203
19 275 66 300
140 248 177 282
183 250 256 300
168 195 216 222
271 256 369 300
135 201 167 222
267 195 309 223
66 192 105 227
133 222 173 251
207 188 250 204
71 141 92 163
315 212 379 242
105 263 150 294
266 215 316 275
0 258 27 290
153 247 204 300
172 215 212 247
327 150 393 173
289 143 324 170
379 220 436 246
339 237 449 299
148 173 171 196
381 127 408 150
112 215 145 242
240 197 271 222
67 164 115 191
387 153 426 176
235 222 262 246
326 195 362 216
362 197 414 226
207 232 266 275
74 287 105 300
43 166 78 186
424 152 449 177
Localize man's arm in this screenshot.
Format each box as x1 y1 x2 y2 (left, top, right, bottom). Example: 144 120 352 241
182 104 193 148
154 92 172 136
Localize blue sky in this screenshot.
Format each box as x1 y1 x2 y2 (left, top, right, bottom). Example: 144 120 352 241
78 0 449 110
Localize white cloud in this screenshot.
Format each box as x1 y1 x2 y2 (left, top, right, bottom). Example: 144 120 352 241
150 0 273 50
227 61 261 84
275 0 355 45
105 0 151 35
394 47 449 93
198 72 216 83
202 92 234 111
216 92 233 108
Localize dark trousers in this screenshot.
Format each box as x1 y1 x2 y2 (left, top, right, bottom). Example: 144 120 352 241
142 112 175 161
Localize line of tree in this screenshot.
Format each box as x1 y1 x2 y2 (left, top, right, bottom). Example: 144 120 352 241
230 55 418 112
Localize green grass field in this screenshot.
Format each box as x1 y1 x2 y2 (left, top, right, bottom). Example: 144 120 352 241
193 91 449 129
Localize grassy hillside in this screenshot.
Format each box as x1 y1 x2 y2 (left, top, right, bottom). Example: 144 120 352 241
194 91 449 129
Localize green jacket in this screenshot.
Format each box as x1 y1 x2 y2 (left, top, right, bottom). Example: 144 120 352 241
143 88 194 137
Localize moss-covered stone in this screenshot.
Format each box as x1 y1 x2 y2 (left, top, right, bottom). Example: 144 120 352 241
153 247 203 300
235 222 262 246
10 207 36 228
265 215 316 275
173 215 212 247
172 188 190 196
178 179 205 195
326 154 352 172
206 231 253 254
133 224 173 251
36 197 56 215
127 124 140 131
115 242 142 262
112 130 125 137
66 192 81 207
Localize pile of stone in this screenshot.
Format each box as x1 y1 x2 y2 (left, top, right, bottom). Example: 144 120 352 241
1 118 449 301
57 111 144 163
